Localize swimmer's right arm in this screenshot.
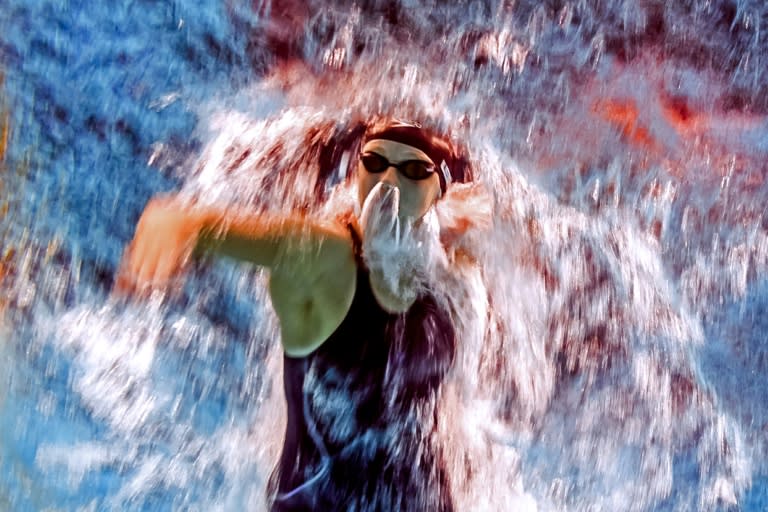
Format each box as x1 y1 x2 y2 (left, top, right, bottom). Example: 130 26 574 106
115 194 356 355
115 194 352 295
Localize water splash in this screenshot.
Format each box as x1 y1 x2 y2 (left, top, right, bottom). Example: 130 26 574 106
1 0 767 510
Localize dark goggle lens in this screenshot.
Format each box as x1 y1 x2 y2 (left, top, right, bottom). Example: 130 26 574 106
360 153 389 173
360 152 435 181
399 160 434 180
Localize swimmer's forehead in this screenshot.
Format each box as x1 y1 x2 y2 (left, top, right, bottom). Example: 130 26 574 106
362 139 434 164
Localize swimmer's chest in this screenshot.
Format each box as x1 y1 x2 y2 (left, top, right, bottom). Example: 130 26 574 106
280 270 391 450
294 268 454 436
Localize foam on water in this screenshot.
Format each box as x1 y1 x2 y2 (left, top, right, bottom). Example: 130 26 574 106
1 0 768 510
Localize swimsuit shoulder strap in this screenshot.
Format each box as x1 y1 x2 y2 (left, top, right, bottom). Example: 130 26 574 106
337 211 364 266
348 222 363 266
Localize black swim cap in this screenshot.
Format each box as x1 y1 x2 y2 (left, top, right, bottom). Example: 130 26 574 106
364 121 469 194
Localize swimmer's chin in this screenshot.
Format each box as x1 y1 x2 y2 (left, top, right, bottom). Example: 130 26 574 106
368 273 417 313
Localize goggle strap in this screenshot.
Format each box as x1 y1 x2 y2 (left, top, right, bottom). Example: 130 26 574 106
440 160 452 190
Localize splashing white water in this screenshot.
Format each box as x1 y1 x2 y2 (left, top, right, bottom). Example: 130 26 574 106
164 77 747 509
3 0 768 510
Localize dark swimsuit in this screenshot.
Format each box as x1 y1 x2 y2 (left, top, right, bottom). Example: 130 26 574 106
269 226 456 512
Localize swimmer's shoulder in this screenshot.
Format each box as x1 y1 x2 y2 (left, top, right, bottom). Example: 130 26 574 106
270 214 358 357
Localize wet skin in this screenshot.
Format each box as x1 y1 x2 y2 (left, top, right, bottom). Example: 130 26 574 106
116 140 443 356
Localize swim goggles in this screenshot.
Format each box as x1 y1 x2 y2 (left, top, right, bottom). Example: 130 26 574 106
359 152 436 181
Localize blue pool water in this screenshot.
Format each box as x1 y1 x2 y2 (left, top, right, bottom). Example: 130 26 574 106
1 1 767 510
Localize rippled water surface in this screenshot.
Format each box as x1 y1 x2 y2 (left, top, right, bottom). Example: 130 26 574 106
1 1 767 510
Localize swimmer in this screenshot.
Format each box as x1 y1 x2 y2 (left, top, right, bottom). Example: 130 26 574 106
116 118 485 511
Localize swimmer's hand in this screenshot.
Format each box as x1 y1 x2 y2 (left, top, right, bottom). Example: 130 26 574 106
115 196 202 295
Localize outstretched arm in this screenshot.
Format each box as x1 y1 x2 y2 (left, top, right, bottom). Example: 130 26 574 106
116 194 351 290
115 193 357 355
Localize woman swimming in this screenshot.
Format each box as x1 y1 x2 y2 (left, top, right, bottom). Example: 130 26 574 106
117 118 484 511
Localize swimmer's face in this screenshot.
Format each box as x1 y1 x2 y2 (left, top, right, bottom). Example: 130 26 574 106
357 139 442 222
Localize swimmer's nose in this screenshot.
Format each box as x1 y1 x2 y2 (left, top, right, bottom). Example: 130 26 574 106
378 182 398 212
380 166 400 188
